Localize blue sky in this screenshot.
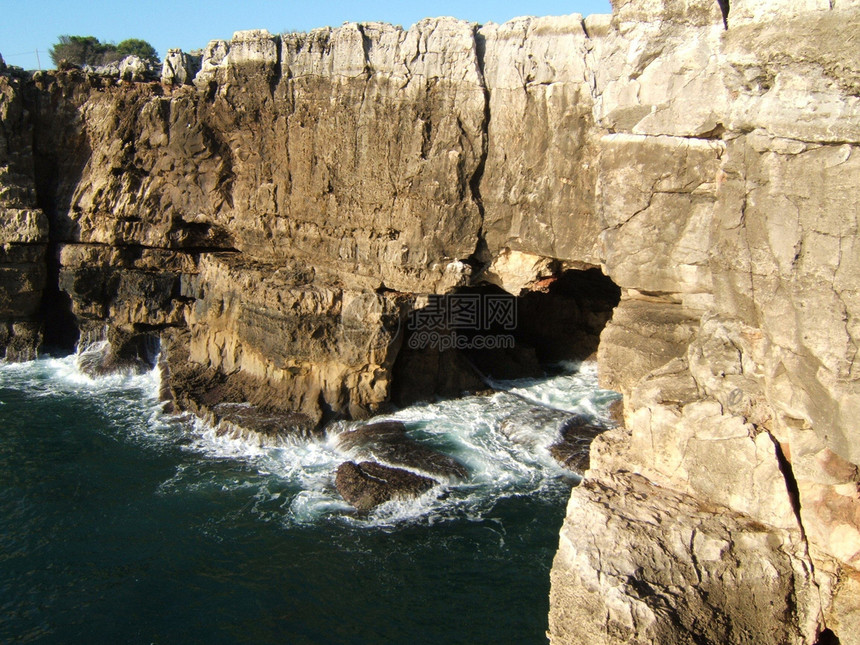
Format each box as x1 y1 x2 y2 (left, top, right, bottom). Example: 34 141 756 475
1 0 611 71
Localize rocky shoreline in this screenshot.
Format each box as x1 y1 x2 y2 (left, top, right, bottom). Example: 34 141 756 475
1 0 858 642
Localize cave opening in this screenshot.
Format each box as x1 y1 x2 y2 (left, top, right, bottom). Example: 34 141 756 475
30 86 92 357
815 629 841 645
391 267 621 406
33 152 80 356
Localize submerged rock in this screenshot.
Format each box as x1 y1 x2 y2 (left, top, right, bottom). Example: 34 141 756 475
335 460 437 511
336 420 468 480
499 407 607 474
499 405 573 447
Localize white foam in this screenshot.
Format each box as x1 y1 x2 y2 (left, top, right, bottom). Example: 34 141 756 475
0 352 161 399
2 356 619 528
165 363 620 527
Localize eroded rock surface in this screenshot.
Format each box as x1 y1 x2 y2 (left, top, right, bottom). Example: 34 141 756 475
549 1 860 643
550 470 819 645
0 0 858 641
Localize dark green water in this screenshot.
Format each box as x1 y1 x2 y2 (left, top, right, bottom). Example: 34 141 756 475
0 357 611 645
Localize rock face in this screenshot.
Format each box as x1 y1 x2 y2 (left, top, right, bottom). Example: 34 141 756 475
0 0 858 642
551 470 820 645
547 1 860 644
161 49 201 85
0 71 48 361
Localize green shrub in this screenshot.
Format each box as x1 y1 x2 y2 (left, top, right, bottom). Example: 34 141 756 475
49 35 159 68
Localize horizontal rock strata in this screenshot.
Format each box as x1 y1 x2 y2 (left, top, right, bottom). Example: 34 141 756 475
0 0 858 642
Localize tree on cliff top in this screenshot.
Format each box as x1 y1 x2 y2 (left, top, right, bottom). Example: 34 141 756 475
115 39 159 63
49 35 105 66
49 35 159 67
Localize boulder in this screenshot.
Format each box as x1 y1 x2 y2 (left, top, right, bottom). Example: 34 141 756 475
335 460 437 511
161 49 202 85
119 55 149 82
336 421 468 480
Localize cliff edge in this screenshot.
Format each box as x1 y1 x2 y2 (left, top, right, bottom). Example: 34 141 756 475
550 1 860 644
0 0 858 642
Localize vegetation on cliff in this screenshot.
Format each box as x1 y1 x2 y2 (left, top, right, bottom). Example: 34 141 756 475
48 35 159 67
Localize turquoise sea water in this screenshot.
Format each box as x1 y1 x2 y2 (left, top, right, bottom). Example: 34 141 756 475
0 356 618 644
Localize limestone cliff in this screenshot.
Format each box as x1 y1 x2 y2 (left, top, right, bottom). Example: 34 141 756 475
548 1 860 644
0 0 858 642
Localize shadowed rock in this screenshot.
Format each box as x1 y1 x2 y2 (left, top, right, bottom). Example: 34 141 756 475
336 420 468 480
77 329 160 377
549 415 607 475
335 460 437 511
717 0 729 29
212 402 319 445
337 421 407 447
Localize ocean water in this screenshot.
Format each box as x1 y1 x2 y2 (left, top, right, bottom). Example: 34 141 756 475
0 355 619 644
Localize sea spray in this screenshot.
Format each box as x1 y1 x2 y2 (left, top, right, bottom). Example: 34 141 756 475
1 355 618 528
173 360 619 527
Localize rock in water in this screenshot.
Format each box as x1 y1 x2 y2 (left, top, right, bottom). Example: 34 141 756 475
335 461 437 511
212 403 319 446
337 421 407 447
499 405 574 448
336 421 468 480
499 407 607 474
548 416 607 475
